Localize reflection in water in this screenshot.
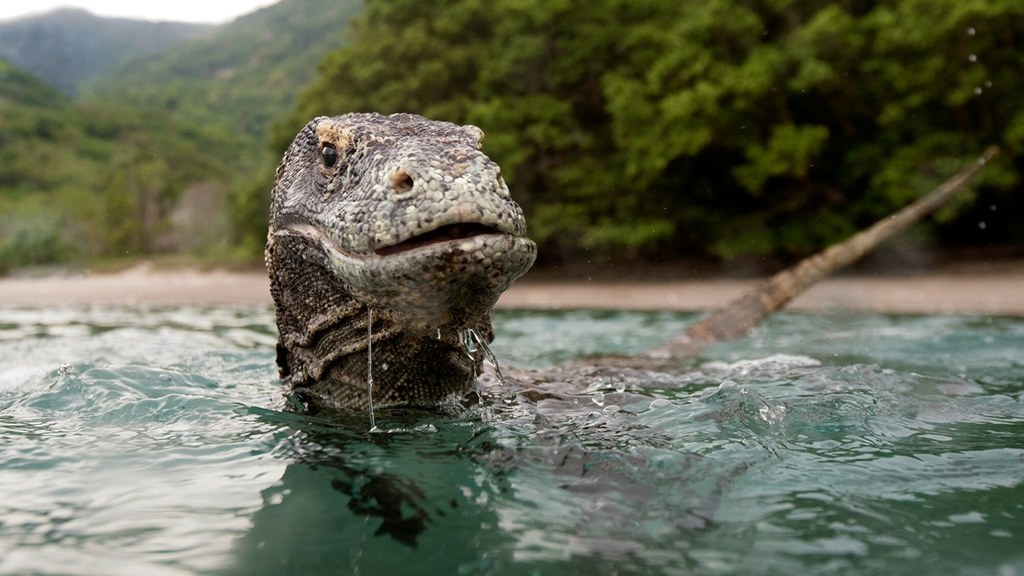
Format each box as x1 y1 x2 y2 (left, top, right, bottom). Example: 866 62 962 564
228 412 512 573
229 383 747 575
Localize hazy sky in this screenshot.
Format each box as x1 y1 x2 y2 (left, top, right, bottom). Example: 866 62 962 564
0 1 280 24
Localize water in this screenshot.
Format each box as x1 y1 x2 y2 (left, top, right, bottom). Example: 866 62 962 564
1 306 1022 575
366 308 376 431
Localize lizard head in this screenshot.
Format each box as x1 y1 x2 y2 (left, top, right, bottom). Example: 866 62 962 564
268 112 536 331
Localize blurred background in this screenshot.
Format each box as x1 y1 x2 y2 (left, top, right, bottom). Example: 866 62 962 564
1 0 1021 277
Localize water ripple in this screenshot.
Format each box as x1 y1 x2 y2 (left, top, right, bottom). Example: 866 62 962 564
0 306 1022 575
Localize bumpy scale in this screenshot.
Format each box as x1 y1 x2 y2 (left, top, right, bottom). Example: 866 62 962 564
266 113 537 411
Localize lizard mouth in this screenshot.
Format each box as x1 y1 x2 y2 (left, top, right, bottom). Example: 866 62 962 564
278 218 536 327
374 223 503 257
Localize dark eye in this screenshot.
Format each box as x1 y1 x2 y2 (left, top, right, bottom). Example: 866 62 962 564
321 144 339 168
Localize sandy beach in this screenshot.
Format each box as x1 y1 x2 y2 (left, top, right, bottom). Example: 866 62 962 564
1 261 1021 316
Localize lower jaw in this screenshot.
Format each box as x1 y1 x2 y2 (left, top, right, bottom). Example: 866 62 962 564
326 234 537 329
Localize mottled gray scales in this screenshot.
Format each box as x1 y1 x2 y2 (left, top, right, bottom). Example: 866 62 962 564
267 113 536 411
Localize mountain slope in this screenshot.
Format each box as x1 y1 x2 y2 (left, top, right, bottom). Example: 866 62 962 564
0 56 242 270
0 57 69 108
86 0 363 142
1 0 365 271
0 8 212 96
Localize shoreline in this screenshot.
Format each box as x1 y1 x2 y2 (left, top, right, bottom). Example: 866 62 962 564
1 262 1022 316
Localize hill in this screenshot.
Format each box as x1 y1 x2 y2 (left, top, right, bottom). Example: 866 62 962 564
86 0 364 257
0 57 68 107
86 0 363 142
0 57 240 271
0 0 364 272
0 8 212 96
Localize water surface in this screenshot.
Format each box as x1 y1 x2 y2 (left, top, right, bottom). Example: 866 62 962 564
1 306 1022 575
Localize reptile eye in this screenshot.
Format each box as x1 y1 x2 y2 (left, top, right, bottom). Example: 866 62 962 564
321 144 339 168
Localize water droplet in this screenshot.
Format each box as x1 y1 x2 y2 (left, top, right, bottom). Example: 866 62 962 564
462 329 479 357
592 391 605 407
974 87 983 95
990 204 997 211
614 381 626 394
758 403 787 425
380 362 389 372
967 27 976 35
461 328 505 385
985 80 992 88
649 398 672 409
968 54 977 63
978 221 987 229
603 404 621 414
366 308 376 431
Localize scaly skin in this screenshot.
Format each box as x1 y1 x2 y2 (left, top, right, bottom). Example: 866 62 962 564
267 113 536 411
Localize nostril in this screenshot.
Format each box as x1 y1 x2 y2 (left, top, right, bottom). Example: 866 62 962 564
391 170 415 193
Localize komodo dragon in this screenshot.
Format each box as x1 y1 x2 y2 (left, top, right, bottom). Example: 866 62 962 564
267 112 996 413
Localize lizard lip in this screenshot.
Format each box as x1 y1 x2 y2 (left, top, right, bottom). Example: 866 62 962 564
373 223 504 256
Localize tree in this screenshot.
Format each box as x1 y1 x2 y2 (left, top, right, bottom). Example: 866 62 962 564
277 0 1024 263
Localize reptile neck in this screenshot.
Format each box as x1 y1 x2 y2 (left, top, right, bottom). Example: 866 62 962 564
268 234 484 410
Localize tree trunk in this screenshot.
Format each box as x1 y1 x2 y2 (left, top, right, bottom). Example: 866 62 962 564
652 145 1000 356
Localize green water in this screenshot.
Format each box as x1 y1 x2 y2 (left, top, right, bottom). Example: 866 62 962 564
1 306 1022 575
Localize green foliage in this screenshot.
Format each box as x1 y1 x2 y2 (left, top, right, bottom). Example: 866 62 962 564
0 58 70 108
87 0 362 143
0 0 361 272
0 63 237 269
225 165 277 260
734 124 831 195
0 197 81 272
84 0 363 263
4 0 1024 271
284 0 1024 263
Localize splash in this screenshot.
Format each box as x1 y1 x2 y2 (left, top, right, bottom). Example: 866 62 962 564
366 308 378 432
461 327 505 386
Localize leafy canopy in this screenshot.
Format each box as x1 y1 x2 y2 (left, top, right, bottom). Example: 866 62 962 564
284 0 1023 262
